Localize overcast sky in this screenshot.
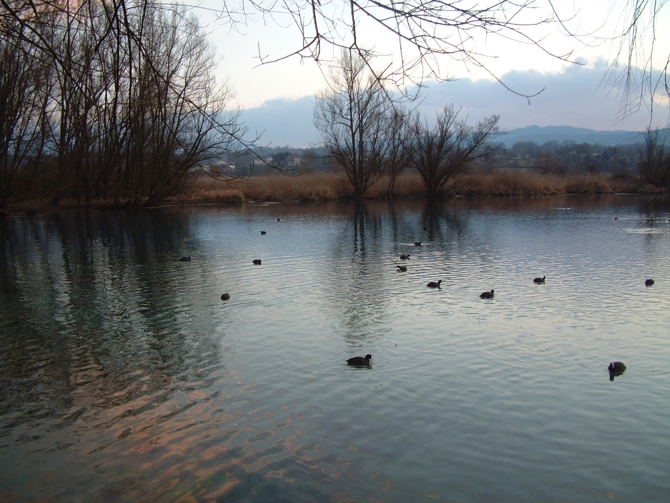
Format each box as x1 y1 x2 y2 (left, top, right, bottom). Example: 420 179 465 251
240 62 670 147
195 0 670 147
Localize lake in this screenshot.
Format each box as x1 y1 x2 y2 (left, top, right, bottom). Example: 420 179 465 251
1 196 669 502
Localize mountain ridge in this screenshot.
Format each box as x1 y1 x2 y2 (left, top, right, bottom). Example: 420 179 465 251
499 125 657 147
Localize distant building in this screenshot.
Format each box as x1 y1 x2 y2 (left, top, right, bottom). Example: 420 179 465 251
205 159 235 171
286 155 302 166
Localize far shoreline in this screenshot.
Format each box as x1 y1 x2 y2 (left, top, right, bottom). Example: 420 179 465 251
1 171 667 213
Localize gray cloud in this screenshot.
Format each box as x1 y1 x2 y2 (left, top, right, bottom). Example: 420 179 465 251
240 62 668 147
240 96 318 148
416 61 667 131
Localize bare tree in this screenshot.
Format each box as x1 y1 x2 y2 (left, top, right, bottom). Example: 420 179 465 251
249 0 576 95
314 50 395 197
0 20 50 205
407 106 500 197
112 4 243 205
384 108 410 197
0 0 245 206
534 151 567 176
638 128 669 187
597 1 670 124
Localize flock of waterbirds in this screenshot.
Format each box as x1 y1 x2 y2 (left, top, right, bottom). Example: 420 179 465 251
177 220 656 378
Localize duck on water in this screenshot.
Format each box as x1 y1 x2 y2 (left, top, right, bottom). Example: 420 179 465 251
347 354 372 366
608 361 626 381
608 361 626 373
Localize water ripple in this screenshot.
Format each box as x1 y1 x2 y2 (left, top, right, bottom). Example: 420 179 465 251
1 198 669 502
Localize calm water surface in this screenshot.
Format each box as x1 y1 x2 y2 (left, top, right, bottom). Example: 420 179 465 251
1 197 669 502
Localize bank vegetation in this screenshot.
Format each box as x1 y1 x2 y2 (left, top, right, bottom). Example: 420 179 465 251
159 169 656 206
1 2 668 210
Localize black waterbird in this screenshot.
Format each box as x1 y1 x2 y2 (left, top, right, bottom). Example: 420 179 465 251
608 361 626 381
347 354 372 365
608 361 626 372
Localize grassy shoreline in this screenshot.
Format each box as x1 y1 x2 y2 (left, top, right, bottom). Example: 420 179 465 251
2 170 666 211
168 170 660 205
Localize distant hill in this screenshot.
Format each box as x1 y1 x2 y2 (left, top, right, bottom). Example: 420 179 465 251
500 126 654 148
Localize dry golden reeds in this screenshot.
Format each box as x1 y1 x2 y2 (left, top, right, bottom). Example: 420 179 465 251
176 169 646 203
3 168 654 212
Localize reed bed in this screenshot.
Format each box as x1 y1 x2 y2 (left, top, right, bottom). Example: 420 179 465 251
454 171 635 196
173 169 648 203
